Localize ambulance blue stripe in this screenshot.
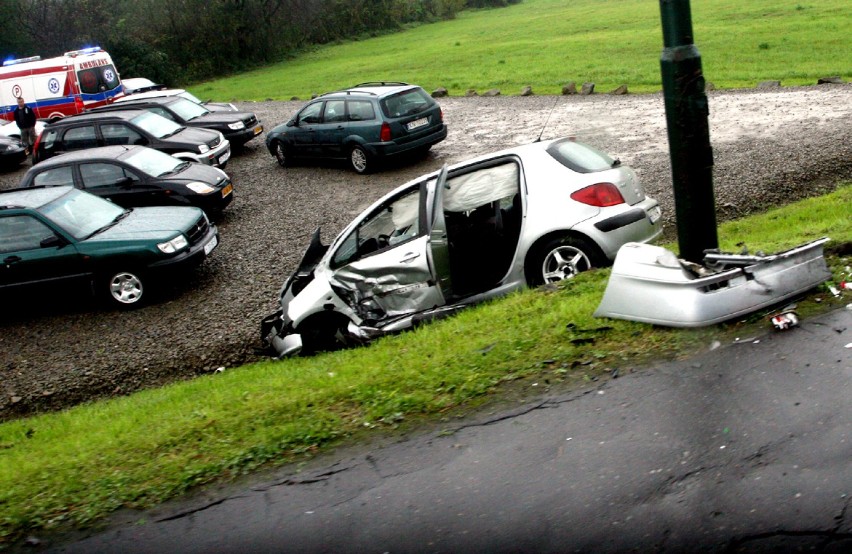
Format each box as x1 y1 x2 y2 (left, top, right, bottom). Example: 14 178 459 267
1 86 122 116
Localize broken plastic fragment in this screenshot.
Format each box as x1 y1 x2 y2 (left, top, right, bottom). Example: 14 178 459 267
770 311 799 330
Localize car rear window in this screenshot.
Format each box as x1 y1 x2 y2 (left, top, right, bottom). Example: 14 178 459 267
348 100 375 121
380 88 434 118
77 64 120 94
32 166 75 188
545 139 619 173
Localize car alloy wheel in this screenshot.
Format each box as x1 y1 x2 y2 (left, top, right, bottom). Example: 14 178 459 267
274 141 287 167
106 270 145 306
527 236 601 287
349 145 369 174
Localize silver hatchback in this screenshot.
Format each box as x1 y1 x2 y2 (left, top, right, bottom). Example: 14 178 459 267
261 137 662 357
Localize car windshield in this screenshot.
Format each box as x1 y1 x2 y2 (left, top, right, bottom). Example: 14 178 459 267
168 97 209 121
131 111 183 138
38 188 125 240
178 91 204 105
545 139 619 173
123 147 187 177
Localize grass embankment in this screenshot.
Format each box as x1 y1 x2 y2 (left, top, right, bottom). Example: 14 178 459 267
188 0 851 101
0 184 850 544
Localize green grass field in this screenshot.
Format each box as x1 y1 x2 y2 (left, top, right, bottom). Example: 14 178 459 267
188 0 851 100
1 185 850 544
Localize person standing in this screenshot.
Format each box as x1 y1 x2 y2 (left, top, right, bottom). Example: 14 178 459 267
13 97 37 157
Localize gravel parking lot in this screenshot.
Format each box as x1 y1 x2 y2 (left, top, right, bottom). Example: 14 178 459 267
1 84 850 420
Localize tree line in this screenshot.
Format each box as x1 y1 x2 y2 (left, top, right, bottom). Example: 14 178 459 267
0 0 520 86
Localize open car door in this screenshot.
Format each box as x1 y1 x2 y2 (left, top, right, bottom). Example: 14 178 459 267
328 165 453 325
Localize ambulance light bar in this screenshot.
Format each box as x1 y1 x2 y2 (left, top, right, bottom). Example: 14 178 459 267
3 56 42 67
64 47 103 57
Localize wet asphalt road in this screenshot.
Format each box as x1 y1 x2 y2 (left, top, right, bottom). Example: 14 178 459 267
46 306 852 553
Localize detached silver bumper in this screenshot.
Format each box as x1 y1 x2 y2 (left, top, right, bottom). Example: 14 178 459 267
594 238 832 327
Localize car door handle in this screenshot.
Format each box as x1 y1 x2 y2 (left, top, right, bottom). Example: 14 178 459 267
4 255 22 266
399 252 420 264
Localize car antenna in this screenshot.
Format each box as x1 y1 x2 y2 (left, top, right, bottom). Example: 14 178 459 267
534 96 561 143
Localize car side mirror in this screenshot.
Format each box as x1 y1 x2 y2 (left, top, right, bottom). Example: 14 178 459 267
114 176 134 188
40 235 64 248
287 119 297 127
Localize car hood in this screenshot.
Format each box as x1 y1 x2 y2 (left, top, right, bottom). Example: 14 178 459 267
169 163 229 185
87 207 203 242
193 111 257 125
162 126 220 146
0 136 21 147
204 102 237 112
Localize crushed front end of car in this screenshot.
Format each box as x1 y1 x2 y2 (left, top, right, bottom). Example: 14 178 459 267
260 228 328 358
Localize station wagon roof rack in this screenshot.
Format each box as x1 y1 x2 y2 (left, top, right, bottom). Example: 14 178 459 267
315 82 411 98
352 81 409 87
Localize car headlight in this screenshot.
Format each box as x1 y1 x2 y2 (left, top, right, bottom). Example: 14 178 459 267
198 144 210 154
186 182 216 194
157 235 189 254
228 121 246 130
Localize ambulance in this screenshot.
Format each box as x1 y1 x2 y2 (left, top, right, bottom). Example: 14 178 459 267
0 47 123 122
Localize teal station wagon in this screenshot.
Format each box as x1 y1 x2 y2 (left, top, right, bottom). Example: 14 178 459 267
266 82 448 174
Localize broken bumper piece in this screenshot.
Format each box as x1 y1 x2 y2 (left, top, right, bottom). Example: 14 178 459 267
260 310 304 358
270 333 303 358
594 238 831 327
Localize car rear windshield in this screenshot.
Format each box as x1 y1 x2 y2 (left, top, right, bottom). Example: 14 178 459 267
545 139 620 173
380 88 434 118
77 64 121 94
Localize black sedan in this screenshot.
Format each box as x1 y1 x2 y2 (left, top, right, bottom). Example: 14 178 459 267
95 96 263 146
20 145 234 213
0 136 27 168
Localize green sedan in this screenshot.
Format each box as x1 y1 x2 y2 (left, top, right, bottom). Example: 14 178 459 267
0 185 219 307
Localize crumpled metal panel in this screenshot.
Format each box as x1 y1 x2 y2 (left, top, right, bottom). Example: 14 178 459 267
331 265 442 320
594 238 832 327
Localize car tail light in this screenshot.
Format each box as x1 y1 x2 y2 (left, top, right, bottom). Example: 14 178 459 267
32 132 42 159
380 122 391 142
74 95 85 114
570 183 625 207
439 108 444 121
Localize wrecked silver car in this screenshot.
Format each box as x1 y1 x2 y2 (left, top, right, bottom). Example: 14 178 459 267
261 137 663 357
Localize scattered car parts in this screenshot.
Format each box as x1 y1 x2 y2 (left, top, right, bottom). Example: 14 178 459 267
593 238 832 327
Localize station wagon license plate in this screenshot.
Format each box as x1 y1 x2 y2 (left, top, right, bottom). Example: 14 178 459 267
647 205 662 224
222 183 233 197
219 150 230 164
406 117 429 131
203 235 218 256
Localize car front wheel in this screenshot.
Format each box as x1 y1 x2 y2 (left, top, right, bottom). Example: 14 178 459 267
104 270 145 307
526 236 601 287
349 145 370 174
273 140 288 168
